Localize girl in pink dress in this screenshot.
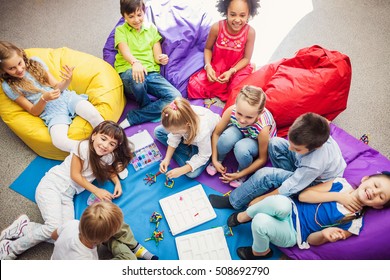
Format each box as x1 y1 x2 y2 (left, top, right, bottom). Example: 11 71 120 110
187 0 260 101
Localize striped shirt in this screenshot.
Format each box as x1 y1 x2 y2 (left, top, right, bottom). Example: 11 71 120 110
230 108 277 139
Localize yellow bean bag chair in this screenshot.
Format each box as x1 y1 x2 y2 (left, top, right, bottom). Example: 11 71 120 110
0 47 125 160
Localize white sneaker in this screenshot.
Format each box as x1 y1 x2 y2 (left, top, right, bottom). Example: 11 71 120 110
0 240 16 260
0 215 29 241
118 168 129 179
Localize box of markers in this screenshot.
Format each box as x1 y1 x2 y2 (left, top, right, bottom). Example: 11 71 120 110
127 130 162 171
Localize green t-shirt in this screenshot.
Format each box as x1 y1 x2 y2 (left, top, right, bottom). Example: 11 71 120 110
114 22 162 74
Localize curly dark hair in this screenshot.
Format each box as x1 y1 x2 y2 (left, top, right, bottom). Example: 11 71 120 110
216 0 261 18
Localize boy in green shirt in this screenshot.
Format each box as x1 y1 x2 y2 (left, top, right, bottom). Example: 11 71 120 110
115 0 181 128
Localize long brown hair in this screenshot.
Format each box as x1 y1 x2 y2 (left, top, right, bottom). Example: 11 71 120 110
0 41 51 96
81 120 133 183
161 97 199 144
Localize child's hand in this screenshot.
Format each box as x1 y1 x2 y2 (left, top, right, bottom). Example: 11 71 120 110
338 193 363 213
205 67 217 82
213 161 226 174
216 70 232 83
43 88 61 101
322 227 348 243
132 62 147 83
166 167 185 179
159 159 170 174
113 182 123 199
95 188 114 202
158 54 169 65
59 65 75 82
219 171 240 184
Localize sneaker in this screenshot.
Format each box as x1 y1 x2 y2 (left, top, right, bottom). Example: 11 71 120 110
0 215 29 241
0 240 15 260
118 168 128 180
229 177 246 188
206 163 217 176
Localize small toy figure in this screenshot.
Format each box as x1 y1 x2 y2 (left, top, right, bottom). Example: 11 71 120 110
144 171 162 185
145 230 164 246
223 225 234 237
204 99 217 109
164 177 175 188
149 211 163 228
359 133 370 145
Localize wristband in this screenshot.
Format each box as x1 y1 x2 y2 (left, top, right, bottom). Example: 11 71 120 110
204 63 211 70
131 60 140 65
41 95 48 103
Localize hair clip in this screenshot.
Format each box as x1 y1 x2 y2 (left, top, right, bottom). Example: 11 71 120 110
165 113 168 117
169 101 177 110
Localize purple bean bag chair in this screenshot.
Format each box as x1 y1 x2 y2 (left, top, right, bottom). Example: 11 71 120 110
279 124 390 259
102 0 214 97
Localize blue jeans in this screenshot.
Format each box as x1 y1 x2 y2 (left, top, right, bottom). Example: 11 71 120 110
247 195 296 252
217 126 258 171
120 71 181 125
229 137 297 209
154 125 209 178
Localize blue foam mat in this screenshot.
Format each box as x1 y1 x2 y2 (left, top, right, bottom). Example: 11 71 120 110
10 157 282 260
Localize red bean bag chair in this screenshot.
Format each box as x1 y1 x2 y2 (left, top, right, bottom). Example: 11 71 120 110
223 45 352 137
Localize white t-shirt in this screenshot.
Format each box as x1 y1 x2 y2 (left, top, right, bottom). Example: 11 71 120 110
48 140 114 194
51 220 98 260
167 105 221 171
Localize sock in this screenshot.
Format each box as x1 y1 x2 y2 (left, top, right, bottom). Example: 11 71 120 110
209 194 234 209
132 243 158 260
119 119 131 129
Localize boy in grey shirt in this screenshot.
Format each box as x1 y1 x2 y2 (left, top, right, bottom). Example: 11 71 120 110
209 112 346 210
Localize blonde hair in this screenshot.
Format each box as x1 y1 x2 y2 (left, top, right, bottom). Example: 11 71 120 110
0 41 51 96
161 97 199 144
79 201 123 245
235 85 266 114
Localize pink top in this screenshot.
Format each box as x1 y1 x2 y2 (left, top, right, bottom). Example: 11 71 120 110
211 20 250 74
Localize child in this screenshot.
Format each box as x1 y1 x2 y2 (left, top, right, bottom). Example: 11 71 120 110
207 85 276 187
154 97 221 179
187 0 261 101
115 0 181 128
209 112 347 209
228 172 390 260
0 41 104 152
0 121 132 260
50 201 158 260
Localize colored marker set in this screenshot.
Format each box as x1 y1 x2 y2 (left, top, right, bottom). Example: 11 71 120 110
131 143 162 171
127 130 163 171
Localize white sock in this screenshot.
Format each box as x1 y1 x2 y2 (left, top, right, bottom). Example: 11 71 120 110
119 119 131 129
132 243 158 260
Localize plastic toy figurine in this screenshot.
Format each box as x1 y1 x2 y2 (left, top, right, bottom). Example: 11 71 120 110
145 230 164 246
359 133 370 145
164 177 175 188
144 171 162 185
204 99 217 109
149 211 163 228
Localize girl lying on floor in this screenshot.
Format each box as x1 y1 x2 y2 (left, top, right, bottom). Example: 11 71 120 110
227 171 390 260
